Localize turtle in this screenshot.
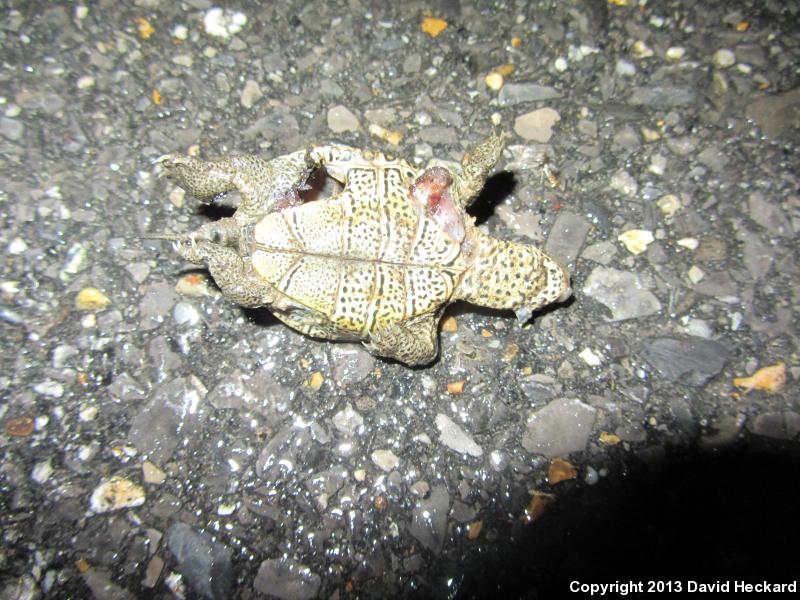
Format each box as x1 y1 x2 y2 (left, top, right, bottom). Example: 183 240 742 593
155 133 571 366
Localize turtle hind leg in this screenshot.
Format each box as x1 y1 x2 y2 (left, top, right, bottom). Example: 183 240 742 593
454 132 508 209
157 150 311 217
173 237 276 308
364 317 439 366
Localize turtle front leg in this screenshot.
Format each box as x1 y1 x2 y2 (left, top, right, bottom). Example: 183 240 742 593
174 237 276 308
364 316 440 366
157 150 311 217
453 132 508 209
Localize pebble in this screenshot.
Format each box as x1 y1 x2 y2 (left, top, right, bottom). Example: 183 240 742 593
609 170 639 198
371 449 400 472
745 88 800 140
484 72 504 91
687 265 705 284
665 47 686 62
712 48 736 69
649 154 667 175
75 287 111 311
240 80 262 109
90 476 146 513
642 337 731 386
657 194 681 218
7 237 27 254
410 480 430 497
498 83 561 106
408 485 449 554
173 301 200 326
204 7 247 39
615 60 636 77
628 85 697 108
327 105 359 133
76 75 95 90
435 414 483 457
581 241 617 265
31 458 53 484
582 266 662 321
142 461 166 485
578 348 602 366
34 380 64 398
168 522 233 600
128 378 206 465
513 108 560 142
175 273 216 298
254 559 321 600
617 229 654 255
544 211 590 265
748 192 791 236
733 363 786 394
0 116 23 141
746 412 797 440
522 398 597 458
631 40 654 59
548 457 578 484
368 123 402 146
332 403 364 436
554 57 568 72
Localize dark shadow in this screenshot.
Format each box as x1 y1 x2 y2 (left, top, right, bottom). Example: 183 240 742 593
469 171 516 226
426 439 800 599
196 201 236 220
241 307 280 327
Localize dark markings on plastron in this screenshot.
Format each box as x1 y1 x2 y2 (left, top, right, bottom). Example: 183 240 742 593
279 256 304 293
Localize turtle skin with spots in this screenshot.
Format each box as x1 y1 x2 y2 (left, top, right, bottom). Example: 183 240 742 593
156 134 571 366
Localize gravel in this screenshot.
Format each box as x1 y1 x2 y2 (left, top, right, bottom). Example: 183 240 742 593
1 0 798 597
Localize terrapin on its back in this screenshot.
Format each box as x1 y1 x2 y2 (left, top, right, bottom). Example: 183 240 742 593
156 134 571 365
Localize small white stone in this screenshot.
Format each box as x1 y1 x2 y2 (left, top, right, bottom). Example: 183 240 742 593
173 302 200 326
327 105 360 133
34 380 64 398
217 503 236 516
76 75 95 89
677 237 699 250
687 265 705 284
712 48 736 69
32 459 53 484
75 6 88 20
649 154 667 175
579 347 603 367
657 194 681 218
79 405 98 422
172 24 188 40
615 60 636 77
490 111 502 126
371 449 400 472
90 476 146 513
240 79 262 109
435 413 483 457
204 8 247 39
513 107 560 142
736 63 752 74
172 54 193 68
353 469 366 481
729 312 744 331
554 57 568 72
631 40 654 59
7 237 27 254
665 46 685 62
617 229 654 255
484 71 504 91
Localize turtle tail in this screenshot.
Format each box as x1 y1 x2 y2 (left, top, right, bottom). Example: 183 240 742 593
455 230 571 322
